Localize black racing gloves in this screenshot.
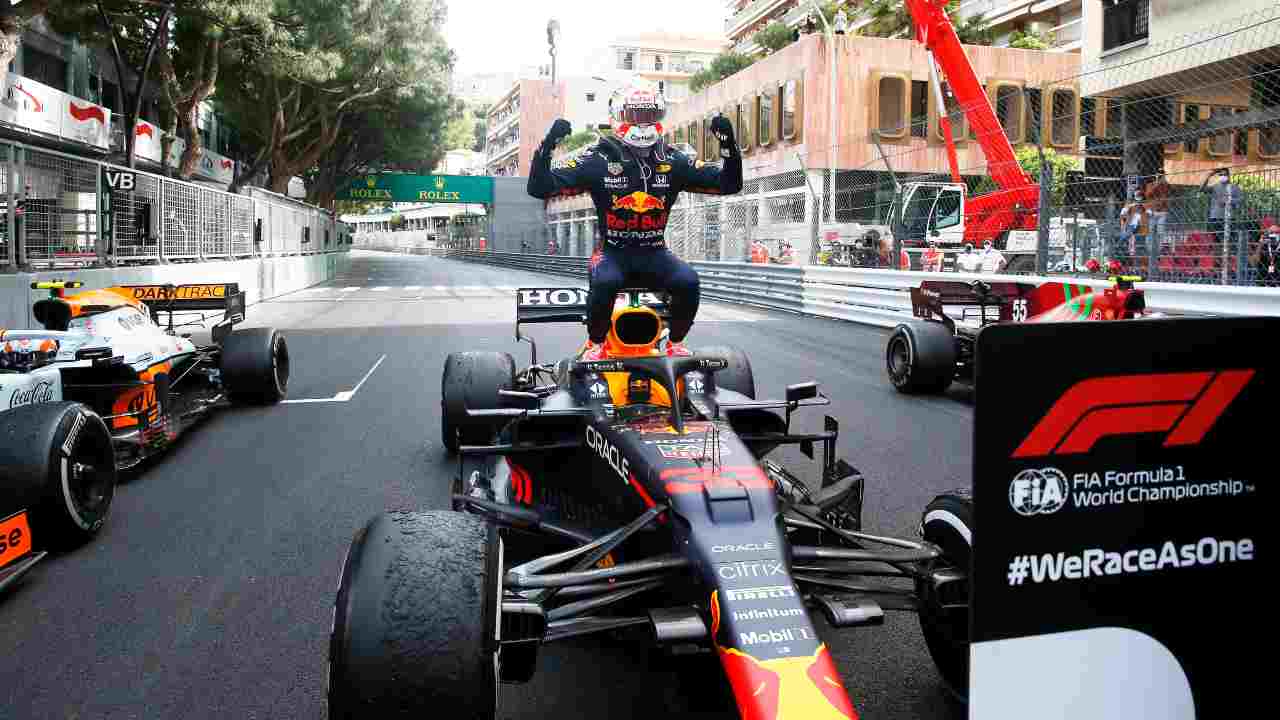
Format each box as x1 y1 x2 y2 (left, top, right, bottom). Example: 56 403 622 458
710 115 738 158
541 119 572 153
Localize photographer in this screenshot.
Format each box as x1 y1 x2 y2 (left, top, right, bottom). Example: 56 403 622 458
1251 223 1280 287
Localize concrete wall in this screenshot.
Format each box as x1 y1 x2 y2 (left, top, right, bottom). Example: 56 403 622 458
0 252 346 330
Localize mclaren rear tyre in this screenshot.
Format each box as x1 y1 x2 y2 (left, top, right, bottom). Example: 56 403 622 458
442 351 515 454
917 488 974 702
0 402 117 549
886 322 955 394
328 510 501 720
221 327 290 404
699 344 755 399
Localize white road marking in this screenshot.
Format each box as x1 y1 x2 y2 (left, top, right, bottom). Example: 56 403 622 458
404 285 422 291
282 354 387 404
371 286 390 291
433 285 447 292
341 286 360 292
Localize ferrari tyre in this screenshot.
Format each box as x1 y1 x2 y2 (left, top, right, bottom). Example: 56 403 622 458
886 322 955 394
917 488 973 702
0 402 116 549
328 510 501 720
700 344 754 399
442 351 515 453
221 327 290 404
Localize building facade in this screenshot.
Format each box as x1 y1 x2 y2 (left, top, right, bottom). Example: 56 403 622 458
953 0 1084 53
608 33 727 105
484 76 616 177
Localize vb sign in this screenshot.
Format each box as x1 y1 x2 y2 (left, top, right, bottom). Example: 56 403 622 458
103 168 136 192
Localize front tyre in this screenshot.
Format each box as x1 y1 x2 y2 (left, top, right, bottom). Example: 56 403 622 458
917 488 973 702
0 402 117 549
220 327 290 404
328 510 501 720
441 352 516 453
699 344 754 399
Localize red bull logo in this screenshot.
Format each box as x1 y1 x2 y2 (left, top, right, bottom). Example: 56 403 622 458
710 591 858 720
611 191 665 213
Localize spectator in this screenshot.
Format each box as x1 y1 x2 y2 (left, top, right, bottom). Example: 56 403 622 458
778 241 794 265
922 240 943 272
749 239 768 263
478 236 487 251
879 236 910 270
1200 168 1243 245
1119 192 1151 262
547 238 558 255
955 243 981 273
977 240 1007 273
521 239 530 253
1144 174 1171 244
1251 222 1280 287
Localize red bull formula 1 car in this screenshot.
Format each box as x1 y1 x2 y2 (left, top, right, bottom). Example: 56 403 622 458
327 287 976 718
886 276 1148 394
0 280 287 592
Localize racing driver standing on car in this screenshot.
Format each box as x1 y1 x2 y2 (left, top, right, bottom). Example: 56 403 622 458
528 82 742 359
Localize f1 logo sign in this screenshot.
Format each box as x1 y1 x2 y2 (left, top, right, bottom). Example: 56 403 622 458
103 169 136 192
1012 370 1255 458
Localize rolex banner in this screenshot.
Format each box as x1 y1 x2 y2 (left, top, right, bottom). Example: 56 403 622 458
340 174 494 204
969 317 1269 719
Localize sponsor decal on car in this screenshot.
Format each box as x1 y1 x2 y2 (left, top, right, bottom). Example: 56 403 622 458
712 542 775 553
61 410 86 457
9 381 55 409
129 284 227 301
585 425 629 483
740 626 814 646
0 512 33 570
663 466 771 495
651 441 728 460
724 584 797 602
717 559 785 581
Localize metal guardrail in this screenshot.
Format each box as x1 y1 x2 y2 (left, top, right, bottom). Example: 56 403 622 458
421 249 1280 327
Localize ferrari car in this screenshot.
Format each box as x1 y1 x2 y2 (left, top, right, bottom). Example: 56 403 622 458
326 287 976 718
0 280 288 592
886 275 1148 394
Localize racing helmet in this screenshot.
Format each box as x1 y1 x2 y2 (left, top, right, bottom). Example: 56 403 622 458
609 82 666 149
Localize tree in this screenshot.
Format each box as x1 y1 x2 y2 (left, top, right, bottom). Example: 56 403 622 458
441 99 473 151
471 104 488 153
689 51 756 94
1008 28 1053 50
974 145 1080 206
1 2 65 90
218 0 455 194
754 21 794 54
859 0 993 45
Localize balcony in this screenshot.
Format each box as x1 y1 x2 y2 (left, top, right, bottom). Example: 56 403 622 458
725 0 793 37
1102 0 1149 54
1050 18 1082 48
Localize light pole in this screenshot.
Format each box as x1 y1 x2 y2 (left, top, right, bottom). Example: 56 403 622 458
547 19 561 86
810 2 848 236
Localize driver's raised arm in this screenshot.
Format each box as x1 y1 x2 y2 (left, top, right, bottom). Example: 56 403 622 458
675 115 742 196
527 119 593 199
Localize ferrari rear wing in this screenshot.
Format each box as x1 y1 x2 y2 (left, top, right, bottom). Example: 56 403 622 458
117 283 245 342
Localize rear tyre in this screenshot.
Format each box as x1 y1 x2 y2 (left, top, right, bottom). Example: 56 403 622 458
220 327 290 404
700 344 754 399
441 351 516 453
886 322 955 394
0 402 117 549
917 488 973 702
328 510 501 720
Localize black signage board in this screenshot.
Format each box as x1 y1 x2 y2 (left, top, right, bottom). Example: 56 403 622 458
970 317 1269 719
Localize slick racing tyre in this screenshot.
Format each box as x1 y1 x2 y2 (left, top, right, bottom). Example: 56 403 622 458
221 327 290 404
0 402 116 549
442 351 515 454
328 510 502 720
917 488 974 702
699 344 754 399
886 322 955 394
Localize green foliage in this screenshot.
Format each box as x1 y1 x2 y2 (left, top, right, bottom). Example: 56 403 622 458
859 0 993 46
442 100 474 151
754 21 794 54
1009 28 1053 50
471 104 489 153
974 145 1081 206
689 51 756 94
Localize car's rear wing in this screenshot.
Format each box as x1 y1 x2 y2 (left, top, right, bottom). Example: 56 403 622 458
911 280 1036 327
515 287 669 364
116 283 245 342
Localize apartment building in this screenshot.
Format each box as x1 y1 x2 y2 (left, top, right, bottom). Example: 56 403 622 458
609 33 727 105
952 0 1084 52
484 76 615 176
725 0 803 54
2 15 247 186
1080 0 1280 181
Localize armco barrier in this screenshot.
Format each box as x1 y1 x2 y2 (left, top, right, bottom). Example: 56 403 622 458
0 252 346 329
429 249 1280 326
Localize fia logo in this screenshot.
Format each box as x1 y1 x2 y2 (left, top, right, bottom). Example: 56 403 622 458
1009 468 1069 516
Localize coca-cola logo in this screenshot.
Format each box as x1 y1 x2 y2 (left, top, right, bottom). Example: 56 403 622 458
10 381 55 408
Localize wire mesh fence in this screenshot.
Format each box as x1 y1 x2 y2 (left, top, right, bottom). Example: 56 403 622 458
0 140 342 270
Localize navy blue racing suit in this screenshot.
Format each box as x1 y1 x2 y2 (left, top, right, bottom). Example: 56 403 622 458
527 133 742 343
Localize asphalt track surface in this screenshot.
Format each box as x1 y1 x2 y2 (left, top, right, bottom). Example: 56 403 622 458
0 250 975 719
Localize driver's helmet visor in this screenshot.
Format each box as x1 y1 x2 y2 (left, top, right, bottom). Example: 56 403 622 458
619 102 665 125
